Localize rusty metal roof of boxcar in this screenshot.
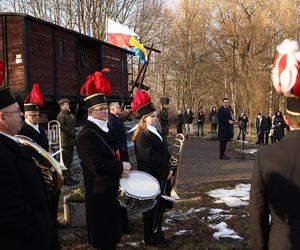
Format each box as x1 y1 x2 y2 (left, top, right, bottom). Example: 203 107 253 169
0 12 135 55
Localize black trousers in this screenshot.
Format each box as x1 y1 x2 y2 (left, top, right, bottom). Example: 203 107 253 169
176 124 183 134
219 140 228 158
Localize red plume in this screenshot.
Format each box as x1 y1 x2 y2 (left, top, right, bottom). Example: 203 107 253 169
24 83 44 107
0 60 4 86
131 90 151 113
80 68 111 96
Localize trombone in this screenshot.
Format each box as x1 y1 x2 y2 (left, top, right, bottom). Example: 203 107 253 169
48 120 67 171
170 133 186 199
152 133 186 233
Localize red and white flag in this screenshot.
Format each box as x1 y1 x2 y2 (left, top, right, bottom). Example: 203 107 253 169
107 18 139 48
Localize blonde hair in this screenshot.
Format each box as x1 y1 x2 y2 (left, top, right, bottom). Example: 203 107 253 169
132 112 155 141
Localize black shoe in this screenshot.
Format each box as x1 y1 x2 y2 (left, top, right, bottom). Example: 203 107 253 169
160 238 173 244
220 155 230 160
56 221 68 229
144 240 166 248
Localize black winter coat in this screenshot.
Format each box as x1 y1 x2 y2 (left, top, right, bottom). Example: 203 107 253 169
250 130 300 249
134 130 172 210
76 121 129 248
217 106 232 141
0 133 60 250
18 122 49 150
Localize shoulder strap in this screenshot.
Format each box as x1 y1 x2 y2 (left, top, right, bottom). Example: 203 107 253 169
90 128 116 158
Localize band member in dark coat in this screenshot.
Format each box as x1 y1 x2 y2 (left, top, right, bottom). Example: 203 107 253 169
132 90 173 247
0 86 60 250
18 96 65 228
108 102 129 159
77 86 131 249
217 97 233 159
250 97 300 250
251 40 300 249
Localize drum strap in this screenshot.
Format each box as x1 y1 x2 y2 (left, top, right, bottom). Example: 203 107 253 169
90 129 117 159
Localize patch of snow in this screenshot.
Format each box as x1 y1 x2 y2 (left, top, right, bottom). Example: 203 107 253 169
209 208 226 214
162 226 170 231
209 222 244 240
243 149 257 154
174 229 193 235
165 218 173 224
127 242 140 247
207 183 250 207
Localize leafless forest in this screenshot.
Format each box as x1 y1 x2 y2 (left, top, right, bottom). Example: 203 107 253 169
1 0 299 124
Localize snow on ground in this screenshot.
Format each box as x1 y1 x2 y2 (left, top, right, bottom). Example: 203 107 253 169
206 183 251 207
209 222 244 240
243 149 257 154
174 229 193 235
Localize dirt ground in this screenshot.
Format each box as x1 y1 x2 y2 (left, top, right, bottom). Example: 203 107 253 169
59 180 251 250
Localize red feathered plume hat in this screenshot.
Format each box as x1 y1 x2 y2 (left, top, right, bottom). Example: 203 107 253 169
132 90 156 118
24 83 43 112
80 68 111 110
272 39 300 116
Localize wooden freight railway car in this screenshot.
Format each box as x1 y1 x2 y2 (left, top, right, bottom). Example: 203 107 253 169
0 13 133 119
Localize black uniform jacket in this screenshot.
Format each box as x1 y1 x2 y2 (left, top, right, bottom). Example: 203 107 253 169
108 113 128 154
217 106 232 141
18 122 49 150
0 133 59 250
250 130 300 250
135 130 170 185
76 120 128 247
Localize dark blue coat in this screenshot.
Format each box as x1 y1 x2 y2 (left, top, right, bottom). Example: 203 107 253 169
217 105 232 141
108 113 128 160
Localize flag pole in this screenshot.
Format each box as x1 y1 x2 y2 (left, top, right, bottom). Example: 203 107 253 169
105 16 108 42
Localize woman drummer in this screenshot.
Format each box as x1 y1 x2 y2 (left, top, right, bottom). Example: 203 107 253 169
131 90 174 247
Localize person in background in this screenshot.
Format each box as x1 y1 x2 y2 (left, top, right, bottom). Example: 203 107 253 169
57 99 79 186
255 112 263 144
210 107 218 132
272 111 286 143
0 86 60 250
237 112 248 141
196 109 205 137
175 109 184 134
261 113 272 145
217 97 233 160
18 88 65 229
132 90 173 247
184 107 194 138
159 97 170 138
108 102 129 159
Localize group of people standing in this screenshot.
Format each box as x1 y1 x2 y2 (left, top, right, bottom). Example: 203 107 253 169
175 107 219 137
255 111 287 145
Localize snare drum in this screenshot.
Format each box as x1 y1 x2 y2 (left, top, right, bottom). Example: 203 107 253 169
118 170 160 213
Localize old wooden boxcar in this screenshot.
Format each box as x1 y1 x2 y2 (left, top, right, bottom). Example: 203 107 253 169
0 13 132 118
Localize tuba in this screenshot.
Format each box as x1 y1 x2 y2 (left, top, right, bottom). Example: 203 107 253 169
15 135 64 195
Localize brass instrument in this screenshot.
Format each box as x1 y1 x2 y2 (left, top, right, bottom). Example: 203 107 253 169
48 120 67 171
170 133 186 199
15 135 64 195
152 134 186 233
